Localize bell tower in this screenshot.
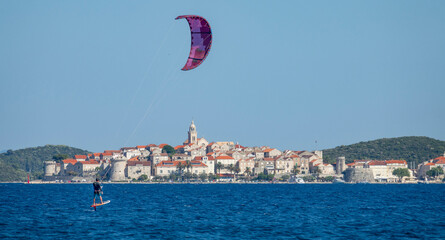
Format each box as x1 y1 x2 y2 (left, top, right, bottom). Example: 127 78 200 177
188 120 198 144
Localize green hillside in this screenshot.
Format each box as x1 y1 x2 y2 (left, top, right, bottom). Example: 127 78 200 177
323 136 445 165
0 145 91 182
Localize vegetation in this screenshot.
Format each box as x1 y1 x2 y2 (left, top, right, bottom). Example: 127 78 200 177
392 168 410 182
0 145 90 182
52 154 70 163
302 175 316 182
280 175 290 181
319 176 335 182
138 174 149 181
255 173 274 181
162 145 175 158
323 136 445 166
426 166 444 179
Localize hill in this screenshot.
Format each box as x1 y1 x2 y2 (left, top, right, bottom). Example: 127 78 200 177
323 136 445 165
0 145 91 182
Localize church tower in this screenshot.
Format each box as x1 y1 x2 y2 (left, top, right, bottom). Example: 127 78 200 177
188 120 198 144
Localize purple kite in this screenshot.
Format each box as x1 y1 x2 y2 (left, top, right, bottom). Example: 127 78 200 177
176 15 212 71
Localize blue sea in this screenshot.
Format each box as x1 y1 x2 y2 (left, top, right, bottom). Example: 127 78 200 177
0 183 444 239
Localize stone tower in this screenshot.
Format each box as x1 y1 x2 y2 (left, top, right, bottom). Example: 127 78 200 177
109 156 127 181
44 161 57 177
336 156 346 175
188 120 198 144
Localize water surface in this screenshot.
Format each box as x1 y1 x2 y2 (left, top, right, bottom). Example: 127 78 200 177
0 183 444 239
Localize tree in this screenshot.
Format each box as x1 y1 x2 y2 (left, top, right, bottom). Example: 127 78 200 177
168 173 179 182
208 173 217 181
138 174 148 181
234 162 241 175
426 166 444 179
216 162 223 174
52 154 69 163
244 167 251 176
185 160 192 173
291 164 300 175
280 175 290 182
244 167 252 181
162 145 175 158
183 172 192 182
392 168 410 182
192 173 199 180
138 174 148 182
323 176 335 182
176 162 185 177
199 172 208 182
302 175 315 182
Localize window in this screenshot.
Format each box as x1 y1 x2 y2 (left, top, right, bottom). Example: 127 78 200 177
160 170 163 173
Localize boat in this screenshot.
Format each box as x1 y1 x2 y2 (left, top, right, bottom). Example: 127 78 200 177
333 178 345 184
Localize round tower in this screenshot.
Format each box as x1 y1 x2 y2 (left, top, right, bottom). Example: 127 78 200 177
336 156 346 175
109 157 127 181
44 161 57 177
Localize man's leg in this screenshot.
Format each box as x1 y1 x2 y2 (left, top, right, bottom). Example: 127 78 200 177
100 194 103 204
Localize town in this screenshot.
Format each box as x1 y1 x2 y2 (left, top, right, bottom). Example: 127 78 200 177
43 121 445 183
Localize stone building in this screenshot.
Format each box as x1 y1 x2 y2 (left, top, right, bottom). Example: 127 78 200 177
127 161 151 180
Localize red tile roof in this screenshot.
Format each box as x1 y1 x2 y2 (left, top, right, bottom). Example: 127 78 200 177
158 144 168 148
127 161 151 166
386 160 407 164
62 159 77 165
216 155 235 160
101 153 113 156
75 155 87 159
263 148 274 153
104 150 120 153
136 145 147 149
368 160 386 166
425 162 435 166
433 156 445 164
80 160 99 164
128 157 139 161
175 145 185 150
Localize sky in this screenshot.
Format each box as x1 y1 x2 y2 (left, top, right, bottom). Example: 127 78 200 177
1 0 445 153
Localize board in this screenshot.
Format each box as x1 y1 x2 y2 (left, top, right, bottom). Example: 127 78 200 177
91 200 110 208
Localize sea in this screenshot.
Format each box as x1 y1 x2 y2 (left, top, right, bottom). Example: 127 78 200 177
0 183 444 239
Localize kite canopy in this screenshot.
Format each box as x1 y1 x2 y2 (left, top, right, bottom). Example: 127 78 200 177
176 15 212 71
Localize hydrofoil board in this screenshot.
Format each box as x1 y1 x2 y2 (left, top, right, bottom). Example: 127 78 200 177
91 200 110 208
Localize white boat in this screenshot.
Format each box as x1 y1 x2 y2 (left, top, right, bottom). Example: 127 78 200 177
333 178 345 184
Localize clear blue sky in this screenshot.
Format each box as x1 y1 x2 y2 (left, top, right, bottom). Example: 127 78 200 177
1 0 444 153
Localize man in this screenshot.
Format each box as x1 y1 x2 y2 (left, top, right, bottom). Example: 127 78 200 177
93 178 103 205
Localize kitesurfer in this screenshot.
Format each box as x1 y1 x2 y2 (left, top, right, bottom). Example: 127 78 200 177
93 178 103 205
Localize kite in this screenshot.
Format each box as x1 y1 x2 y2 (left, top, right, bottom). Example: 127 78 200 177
175 15 212 71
